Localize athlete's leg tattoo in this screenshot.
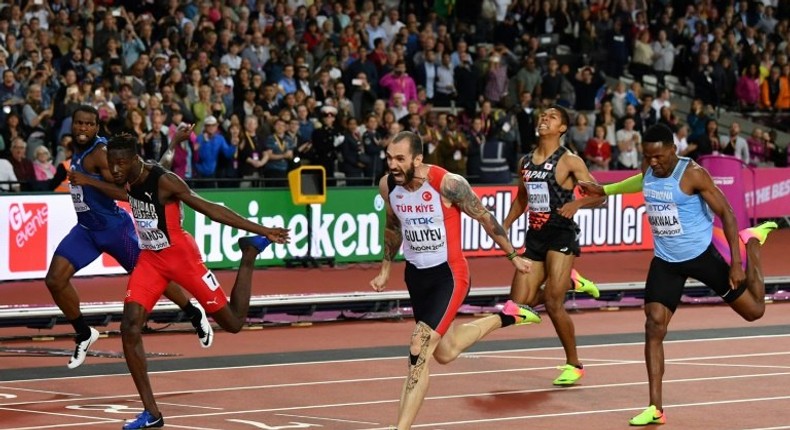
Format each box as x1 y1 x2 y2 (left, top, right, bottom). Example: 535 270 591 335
406 322 432 393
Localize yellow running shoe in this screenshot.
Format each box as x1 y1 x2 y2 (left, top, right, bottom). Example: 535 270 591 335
629 405 666 426
552 364 584 386
571 269 600 299
739 221 778 245
501 300 542 325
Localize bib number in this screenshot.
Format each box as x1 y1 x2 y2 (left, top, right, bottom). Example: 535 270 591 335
646 202 683 237
526 182 551 213
70 184 90 212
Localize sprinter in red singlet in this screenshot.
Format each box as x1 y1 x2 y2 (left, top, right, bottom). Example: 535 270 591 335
370 131 540 430
70 133 289 429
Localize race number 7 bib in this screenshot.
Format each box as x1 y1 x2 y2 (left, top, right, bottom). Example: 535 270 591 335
70 185 90 212
646 202 684 237
527 182 551 213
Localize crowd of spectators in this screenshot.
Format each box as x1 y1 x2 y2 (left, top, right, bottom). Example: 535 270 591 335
0 0 788 192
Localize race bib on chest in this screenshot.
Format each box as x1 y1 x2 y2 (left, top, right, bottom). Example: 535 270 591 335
70 184 90 212
646 202 683 237
403 224 445 253
136 219 171 250
527 182 551 213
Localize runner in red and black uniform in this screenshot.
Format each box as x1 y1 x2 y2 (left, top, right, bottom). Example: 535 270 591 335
503 104 604 387
370 131 539 430
70 133 289 430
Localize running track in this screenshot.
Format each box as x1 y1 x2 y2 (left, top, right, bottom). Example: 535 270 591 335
1 231 789 429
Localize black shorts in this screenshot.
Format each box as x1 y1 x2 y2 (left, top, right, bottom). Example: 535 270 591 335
405 261 469 336
645 244 746 313
523 226 581 262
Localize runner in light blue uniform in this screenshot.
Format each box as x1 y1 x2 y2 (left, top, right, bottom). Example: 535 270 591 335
44 106 212 370
579 123 777 427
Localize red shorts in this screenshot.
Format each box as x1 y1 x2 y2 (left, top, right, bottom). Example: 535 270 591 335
126 232 228 314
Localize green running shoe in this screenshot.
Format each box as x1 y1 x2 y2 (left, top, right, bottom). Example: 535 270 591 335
629 405 666 426
502 300 542 325
739 221 778 245
571 269 600 299
552 364 584 386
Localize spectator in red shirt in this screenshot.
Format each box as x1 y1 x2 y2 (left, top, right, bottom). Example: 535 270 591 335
584 125 612 171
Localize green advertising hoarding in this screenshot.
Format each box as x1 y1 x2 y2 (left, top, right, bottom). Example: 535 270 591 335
181 188 387 269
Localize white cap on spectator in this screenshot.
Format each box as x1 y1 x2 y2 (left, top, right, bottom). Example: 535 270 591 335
320 105 338 116
154 53 168 62
204 115 218 125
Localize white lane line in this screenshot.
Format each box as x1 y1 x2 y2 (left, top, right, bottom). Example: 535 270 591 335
5 333 789 384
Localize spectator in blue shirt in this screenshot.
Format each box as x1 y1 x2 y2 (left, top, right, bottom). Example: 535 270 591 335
194 115 236 188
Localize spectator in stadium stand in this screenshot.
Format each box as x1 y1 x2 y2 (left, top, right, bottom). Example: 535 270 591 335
452 51 477 117
540 58 565 107
310 105 343 185
379 60 417 107
604 19 629 78
5 137 34 190
437 114 468 176
361 114 385 184
736 64 763 112
0 69 24 123
515 91 538 156
483 54 508 108
194 115 234 187
0 112 27 157
0 157 19 192
261 117 292 188
686 98 709 144
349 72 377 119
760 65 790 111
719 122 750 164
651 29 675 86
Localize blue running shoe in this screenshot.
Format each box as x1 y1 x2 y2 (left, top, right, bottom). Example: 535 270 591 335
123 411 164 429
238 235 272 253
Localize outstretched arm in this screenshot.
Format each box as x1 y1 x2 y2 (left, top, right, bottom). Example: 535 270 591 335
441 172 531 272
161 172 289 243
371 176 402 291
159 124 195 170
578 172 644 198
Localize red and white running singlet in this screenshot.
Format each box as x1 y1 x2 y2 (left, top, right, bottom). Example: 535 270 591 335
388 166 465 269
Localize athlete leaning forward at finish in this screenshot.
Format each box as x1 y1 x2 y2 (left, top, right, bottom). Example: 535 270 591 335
49 107 211 370
69 130 290 429
578 123 777 426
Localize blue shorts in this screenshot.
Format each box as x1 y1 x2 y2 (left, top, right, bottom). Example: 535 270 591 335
54 213 140 272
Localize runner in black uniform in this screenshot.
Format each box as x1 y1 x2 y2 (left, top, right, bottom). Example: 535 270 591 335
503 105 604 386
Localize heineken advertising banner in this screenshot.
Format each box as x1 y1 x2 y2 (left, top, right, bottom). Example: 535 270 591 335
182 188 386 269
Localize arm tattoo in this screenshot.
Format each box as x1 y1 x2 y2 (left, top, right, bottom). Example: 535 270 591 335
443 174 512 252
383 207 402 261
441 174 488 219
406 322 432 393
